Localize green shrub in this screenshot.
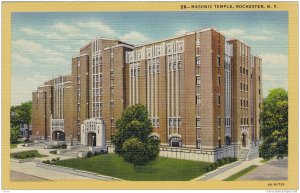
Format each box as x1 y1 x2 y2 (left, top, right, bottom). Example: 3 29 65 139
46 160 51 164
61 144 67 149
87 151 93 158
49 150 57 154
56 157 60 161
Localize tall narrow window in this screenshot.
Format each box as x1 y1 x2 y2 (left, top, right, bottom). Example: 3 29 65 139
196 56 201 66
217 55 221 67
196 76 201 85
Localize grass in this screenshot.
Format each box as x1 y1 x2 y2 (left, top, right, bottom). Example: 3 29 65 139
56 154 212 181
10 141 22 149
224 165 258 181
11 150 47 159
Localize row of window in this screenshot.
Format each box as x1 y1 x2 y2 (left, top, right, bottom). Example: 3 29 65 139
240 82 249 91
240 66 249 76
92 56 102 66
130 67 141 77
240 99 249 107
168 117 182 128
241 117 249 125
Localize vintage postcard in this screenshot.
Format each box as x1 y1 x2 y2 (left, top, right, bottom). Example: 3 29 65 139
1 1 298 190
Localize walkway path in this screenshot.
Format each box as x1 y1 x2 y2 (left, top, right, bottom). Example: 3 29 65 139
194 157 264 181
239 157 288 180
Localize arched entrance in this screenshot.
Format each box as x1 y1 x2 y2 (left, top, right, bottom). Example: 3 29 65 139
87 132 96 147
242 133 247 147
169 136 182 147
52 131 65 141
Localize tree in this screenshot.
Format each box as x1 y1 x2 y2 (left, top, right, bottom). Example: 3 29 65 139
10 101 32 140
259 88 288 160
10 126 20 143
112 105 160 169
122 138 149 171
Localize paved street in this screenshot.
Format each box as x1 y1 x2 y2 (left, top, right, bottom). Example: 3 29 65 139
11 161 93 180
239 157 288 180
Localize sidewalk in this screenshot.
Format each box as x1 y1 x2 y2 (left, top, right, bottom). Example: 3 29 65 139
208 157 264 180
194 157 264 181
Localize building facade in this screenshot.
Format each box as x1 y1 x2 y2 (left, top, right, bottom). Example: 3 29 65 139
31 28 262 161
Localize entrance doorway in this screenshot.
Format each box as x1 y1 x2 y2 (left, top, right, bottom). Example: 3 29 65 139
52 131 65 141
226 136 231 145
169 137 182 147
87 132 96 147
242 133 247 147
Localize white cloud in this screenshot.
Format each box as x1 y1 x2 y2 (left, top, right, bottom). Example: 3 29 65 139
220 28 245 37
53 22 79 34
120 31 150 45
260 53 288 68
244 35 271 41
11 73 53 106
12 39 68 67
78 21 115 36
21 27 42 36
174 28 188 36
21 27 65 40
220 28 272 42
12 53 33 66
260 53 288 97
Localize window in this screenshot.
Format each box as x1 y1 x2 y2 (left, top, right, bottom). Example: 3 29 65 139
217 56 221 67
178 53 182 60
196 76 201 85
218 117 221 126
169 118 173 128
196 118 201 127
196 139 202 149
218 76 221 86
157 64 160 72
218 95 221 105
240 66 242 74
241 118 243 125
178 61 181 70
111 119 114 126
240 82 242 90
196 95 201 105
196 56 201 66
110 71 114 79
138 67 141 76
178 118 181 128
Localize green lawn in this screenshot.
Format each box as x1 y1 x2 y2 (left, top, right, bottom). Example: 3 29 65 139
56 154 212 181
224 165 258 181
11 150 47 159
10 143 18 149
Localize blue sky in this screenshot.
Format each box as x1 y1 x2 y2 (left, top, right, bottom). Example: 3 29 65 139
12 11 288 105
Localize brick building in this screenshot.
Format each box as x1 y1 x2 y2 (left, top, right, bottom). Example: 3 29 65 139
31 28 262 161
